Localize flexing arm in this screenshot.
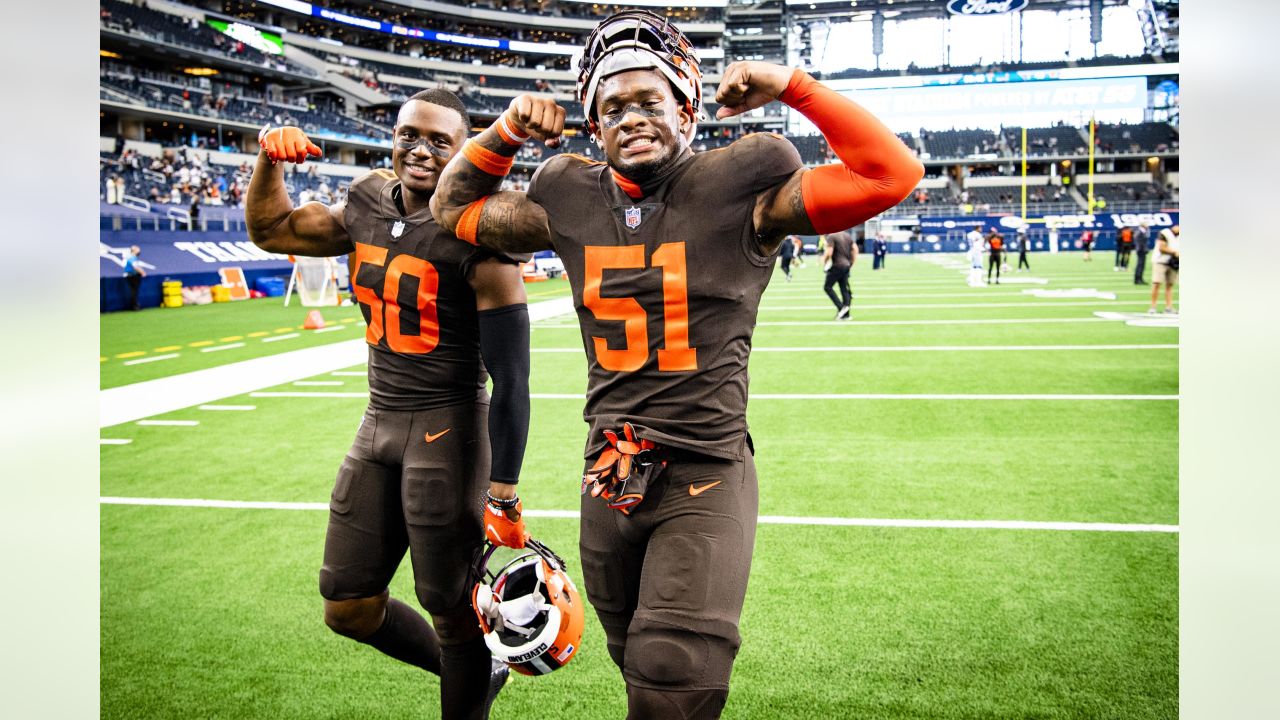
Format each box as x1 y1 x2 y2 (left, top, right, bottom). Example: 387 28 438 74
716 62 925 242
245 126 352 256
432 96 559 254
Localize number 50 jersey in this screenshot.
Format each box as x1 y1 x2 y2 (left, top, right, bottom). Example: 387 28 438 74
527 134 804 461
345 170 496 411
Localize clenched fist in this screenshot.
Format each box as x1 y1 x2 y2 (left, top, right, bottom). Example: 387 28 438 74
259 125 323 165
714 61 796 120
506 94 566 148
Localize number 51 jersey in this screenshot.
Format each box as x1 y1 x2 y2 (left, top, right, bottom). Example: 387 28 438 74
527 134 804 461
344 170 494 411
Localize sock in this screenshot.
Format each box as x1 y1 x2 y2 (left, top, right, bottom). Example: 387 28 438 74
439 637 493 720
360 598 442 675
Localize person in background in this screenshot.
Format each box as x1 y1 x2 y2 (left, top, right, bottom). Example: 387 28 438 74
779 233 797 281
985 226 1004 285
1133 221 1151 285
966 223 985 287
1081 228 1094 261
1115 225 1133 271
1148 224 1180 314
123 245 145 311
1016 224 1031 272
792 234 806 268
872 233 888 270
823 230 857 319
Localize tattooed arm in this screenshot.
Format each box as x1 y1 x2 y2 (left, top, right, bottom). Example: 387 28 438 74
432 95 559 254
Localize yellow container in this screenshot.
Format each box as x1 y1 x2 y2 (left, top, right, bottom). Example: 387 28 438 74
211 285 231 303
161 295 183 308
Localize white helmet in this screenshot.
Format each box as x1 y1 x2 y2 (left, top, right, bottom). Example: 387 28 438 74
471 539 586 676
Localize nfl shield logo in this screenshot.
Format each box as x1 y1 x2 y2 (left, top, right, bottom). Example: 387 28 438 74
624 207 642 229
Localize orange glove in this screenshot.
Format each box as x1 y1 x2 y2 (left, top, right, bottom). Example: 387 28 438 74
484 496 528 549
258 125 322 165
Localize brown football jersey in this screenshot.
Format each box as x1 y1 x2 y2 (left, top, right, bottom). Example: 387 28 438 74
528 133 803 460
344 170 494 410
829 231 855 270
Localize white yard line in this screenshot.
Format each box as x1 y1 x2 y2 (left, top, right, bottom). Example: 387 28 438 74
124 353 179 366
251 392 366 398
314 326 347 333
261 333 299 343
529 344 1178 354
330 371 367 376
293 380 344 386
99 439 132 445
198 405 256 411
97 496 1177 534
100 297 577 428
201 342 246 353
758 301 1156 311
534 317 1131 330
136 420 200 426
529 393 1178 401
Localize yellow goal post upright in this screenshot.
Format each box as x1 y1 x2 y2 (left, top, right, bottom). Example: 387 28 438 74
1017 114 1100 253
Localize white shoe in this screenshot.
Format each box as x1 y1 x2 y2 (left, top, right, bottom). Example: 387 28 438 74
836 305 850 320
1147 308 1157 315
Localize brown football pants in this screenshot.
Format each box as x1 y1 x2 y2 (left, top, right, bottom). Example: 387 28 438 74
580 450 759 720
319 400 490 644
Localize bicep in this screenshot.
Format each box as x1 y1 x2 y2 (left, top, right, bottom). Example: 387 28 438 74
476 191 554 254
468 257 528 311
754 168 815 248
272 201 353 257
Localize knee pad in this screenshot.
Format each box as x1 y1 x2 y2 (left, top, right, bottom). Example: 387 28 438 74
626 684 729 720
423 600 482 646
624 616 740 690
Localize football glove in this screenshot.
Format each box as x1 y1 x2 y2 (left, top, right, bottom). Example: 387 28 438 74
484 496 529 549
582 422 666 515
258 124 323 165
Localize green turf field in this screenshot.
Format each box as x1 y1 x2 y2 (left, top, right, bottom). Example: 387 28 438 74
101 252 1177 719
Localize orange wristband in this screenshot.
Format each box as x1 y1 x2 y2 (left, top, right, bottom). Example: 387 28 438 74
456 197 488 245
462 140 514 177
494 113 530 147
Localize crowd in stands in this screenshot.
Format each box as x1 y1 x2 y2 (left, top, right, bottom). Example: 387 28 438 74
101 0 316 78
101 60 390 142
101 142 346 216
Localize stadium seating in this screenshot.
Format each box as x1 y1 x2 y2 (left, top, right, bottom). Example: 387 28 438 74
100 0 317 78
1001 125 1089 156
1094 121 1179 153
920 128 1001 159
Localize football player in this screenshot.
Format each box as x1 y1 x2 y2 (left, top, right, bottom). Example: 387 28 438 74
431 10 923 719
821 230 857 319
245 89 532 720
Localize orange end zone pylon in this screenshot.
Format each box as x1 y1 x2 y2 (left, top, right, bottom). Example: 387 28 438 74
303 310 326 329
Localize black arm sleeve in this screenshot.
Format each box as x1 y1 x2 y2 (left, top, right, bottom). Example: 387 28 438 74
478 303 530 484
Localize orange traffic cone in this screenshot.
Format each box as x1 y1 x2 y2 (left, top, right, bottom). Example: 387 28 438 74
303 309 326 329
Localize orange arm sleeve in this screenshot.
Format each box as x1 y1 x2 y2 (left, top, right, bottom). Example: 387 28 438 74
780 69 925 233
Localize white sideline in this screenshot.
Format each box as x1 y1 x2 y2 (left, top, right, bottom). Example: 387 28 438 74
758 301 1159 311
100 297 576 428
249 391 1178 401
530 344 1179 354
97 497 1178 534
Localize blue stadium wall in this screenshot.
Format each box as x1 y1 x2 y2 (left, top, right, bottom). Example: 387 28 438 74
100 230 299 312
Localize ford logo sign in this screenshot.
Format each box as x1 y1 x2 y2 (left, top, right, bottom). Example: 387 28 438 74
947 0 1030 15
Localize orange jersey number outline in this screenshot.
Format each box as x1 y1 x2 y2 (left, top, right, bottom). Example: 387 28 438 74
582 242 698 373
351 241 441 355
